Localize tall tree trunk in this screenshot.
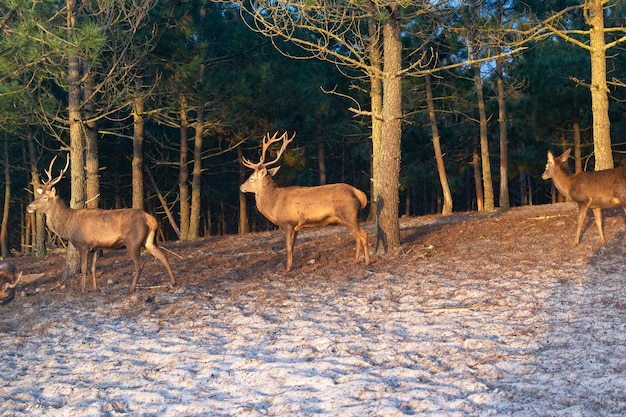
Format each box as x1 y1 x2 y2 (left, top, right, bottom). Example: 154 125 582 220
1 137 10 258
375 7 402 253
587 0 612 170
574 121 582 173
132 96 145 209
83 60 99 209
425 73 452 215
179 96 190 240
189 104 203 239
367 12 382 222
496 0 510 210
473 149 484 211
316 112 327 185
471 45 495 212
65 0 83 279
237 146 248 235
26 126 45 257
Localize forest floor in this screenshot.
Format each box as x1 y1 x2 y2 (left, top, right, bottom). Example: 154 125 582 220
0 202 625 416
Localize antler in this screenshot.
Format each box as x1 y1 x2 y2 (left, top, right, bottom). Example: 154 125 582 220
242 132 296 170
42 154 70 187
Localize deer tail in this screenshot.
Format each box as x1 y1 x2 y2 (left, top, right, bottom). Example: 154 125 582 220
143 212 159 248
355 188 368 209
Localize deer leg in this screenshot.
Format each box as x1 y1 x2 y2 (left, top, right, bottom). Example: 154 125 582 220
145 244 176 288
359 226 370 266
80 249 90 294
127 247 144 294
591 207 605 245
347 224 369 265
285 226 296 272
574 201 591 246
90 251 98 292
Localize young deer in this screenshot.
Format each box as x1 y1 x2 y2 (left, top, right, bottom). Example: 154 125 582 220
240 132 370 271
542 148 626 246
26 156 176 294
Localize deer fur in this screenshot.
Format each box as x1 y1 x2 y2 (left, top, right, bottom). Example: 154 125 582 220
240 132 370 271
542 148 626 246
26 156 176 294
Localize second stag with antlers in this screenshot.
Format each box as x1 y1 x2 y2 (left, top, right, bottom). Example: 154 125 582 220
26 155 176 294
240 132 370 271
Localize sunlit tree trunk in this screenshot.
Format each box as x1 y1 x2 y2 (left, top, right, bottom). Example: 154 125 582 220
425 73 452 215
587 0 612 170
26 125 45 257
471 44 495 212
179 96 190 240
367 13 382 223
189 103 203 239
132 96 144 209
316 112 327 185
375 6 402 253
83 60 99 209
473 149 484 211
64 0 83 279
496 0 509 210
1 137 10 258
237 146 248 235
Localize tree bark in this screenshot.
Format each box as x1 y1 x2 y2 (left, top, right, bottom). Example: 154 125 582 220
367 12 382 223
1 137 10 258
64 0 83 279
237 146 248 235
496 0 510 210
189 103 203 239
26 126 46 257
425 73 452 215
179 96 190 240
132 96 145 209
374 7 402 253
471 46 495 212
83 60 99 209
316 112 327 185
473 149 484 211
587 0 613 170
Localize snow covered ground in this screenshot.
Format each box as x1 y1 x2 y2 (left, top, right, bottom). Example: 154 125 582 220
1 203 624 416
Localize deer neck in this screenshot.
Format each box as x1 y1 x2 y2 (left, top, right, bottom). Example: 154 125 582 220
551 167 575 200
44 198 75 239
254 177 281 224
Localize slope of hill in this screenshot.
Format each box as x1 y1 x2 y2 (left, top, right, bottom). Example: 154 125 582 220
1 203 624 416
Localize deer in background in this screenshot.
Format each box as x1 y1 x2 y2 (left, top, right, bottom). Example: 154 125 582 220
240 132 370 271
26 156 176 294
542 148 626 246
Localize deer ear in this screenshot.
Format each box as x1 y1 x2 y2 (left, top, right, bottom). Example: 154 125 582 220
267 166 281 177
50 187 57 196
561 148 572 161
36 187 44 195
547 150 554 162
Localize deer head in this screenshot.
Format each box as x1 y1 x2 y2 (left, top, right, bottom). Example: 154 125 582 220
240 132 295 194
27 155 70 214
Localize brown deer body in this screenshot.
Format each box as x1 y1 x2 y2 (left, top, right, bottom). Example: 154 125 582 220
26 157 176 294
240 132 370 271
542 148 626 246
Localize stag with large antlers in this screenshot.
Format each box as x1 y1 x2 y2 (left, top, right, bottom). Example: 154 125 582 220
240 132 370 271
26 155 176 294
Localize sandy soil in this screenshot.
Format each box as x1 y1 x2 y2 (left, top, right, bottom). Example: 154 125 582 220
0 202 625 416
